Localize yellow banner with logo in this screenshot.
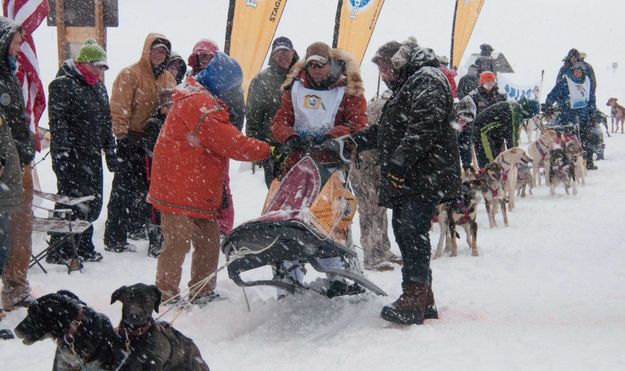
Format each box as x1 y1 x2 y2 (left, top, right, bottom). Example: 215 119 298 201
451 0 485 69
333 0 385 66
225 0 288 97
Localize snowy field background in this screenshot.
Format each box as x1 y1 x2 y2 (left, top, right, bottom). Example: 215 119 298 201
2 0 625 370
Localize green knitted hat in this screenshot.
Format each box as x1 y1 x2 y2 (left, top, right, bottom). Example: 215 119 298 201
76 38 108 69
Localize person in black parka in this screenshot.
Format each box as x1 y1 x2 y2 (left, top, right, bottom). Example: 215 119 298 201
47 39 116 263
472 98 539 167
475 43 495 74
457 64 480 100
459 71 507 170
246 36 298 187
353 38 461 325
0 17 36 312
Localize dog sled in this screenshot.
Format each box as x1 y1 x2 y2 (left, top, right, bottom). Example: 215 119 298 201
221 139 387 297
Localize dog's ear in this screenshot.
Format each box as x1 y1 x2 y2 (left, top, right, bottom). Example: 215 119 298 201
150 285 162 313
57 289 79 300
56 290 86 305
110 286 128 305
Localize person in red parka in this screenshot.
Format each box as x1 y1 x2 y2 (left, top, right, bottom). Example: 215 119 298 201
148 52 279 303
187 38 219 75
271 42 367 297
272 41 367 172
437 55 458 99
187 39 242 236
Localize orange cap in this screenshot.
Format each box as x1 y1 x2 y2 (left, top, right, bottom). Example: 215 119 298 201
479 71 496 85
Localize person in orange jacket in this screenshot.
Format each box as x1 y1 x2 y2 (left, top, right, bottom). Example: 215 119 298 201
272 41 367 172
148 52 284 304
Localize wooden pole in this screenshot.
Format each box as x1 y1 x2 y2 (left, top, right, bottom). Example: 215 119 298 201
95 0 106 49
55 0 66 68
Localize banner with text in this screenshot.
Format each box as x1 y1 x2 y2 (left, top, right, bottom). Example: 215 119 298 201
333 0 385 66
225 0 287 97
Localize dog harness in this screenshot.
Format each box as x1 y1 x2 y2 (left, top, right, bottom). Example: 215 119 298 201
115 318 159 353
535 139 548 162
496 157 510 182
57 307 130 371
455 200 472 225
60 307 85 355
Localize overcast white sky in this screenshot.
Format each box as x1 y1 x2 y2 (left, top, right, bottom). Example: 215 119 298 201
31 0 625 117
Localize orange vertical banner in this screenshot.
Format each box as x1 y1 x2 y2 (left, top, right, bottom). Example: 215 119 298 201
225 0 288 98
333 0 385 66
450 0 485 69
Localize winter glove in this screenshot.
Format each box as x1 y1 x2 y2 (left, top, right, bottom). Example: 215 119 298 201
105 146 119 173
387 154 406 189
285 135 315 153
319 136 356 163
270 145 289 165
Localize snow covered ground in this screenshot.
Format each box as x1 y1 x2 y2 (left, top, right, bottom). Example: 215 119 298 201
2 1 625 370
3 133 625 371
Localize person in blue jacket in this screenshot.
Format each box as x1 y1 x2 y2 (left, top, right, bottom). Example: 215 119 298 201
545 61 597 169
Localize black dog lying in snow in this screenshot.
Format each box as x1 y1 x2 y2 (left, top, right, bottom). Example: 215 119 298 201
14 287 209 370
14 290 126 371
111 283 210 371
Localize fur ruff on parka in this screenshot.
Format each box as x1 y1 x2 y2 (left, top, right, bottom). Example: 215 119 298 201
280 48 364 96
272 48 367 144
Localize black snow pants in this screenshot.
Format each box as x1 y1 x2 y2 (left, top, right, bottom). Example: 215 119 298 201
104 138 148 248
391 197 439 286
49 151 103 259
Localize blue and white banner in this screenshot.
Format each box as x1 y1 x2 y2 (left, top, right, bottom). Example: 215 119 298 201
497 73 541 101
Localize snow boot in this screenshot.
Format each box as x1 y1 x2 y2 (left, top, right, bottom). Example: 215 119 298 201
0 329 14 340
128 226 148 241
189 291 224 307
424 282 438 320
325 280 365 298
380 282 428 325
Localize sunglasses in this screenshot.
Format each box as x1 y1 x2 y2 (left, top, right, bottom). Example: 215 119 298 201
90 63 108 71
307 61 327 69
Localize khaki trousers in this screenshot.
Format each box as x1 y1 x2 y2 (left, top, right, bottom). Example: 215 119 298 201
155 212 220 299
350 151 392 266
2 165 33 309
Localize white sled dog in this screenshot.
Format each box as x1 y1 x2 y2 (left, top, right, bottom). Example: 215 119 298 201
494 147 532 211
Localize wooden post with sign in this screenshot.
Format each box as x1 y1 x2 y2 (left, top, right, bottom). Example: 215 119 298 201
48 0 118 68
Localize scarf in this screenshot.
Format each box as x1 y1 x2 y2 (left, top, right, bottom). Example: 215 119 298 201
75 63 100 86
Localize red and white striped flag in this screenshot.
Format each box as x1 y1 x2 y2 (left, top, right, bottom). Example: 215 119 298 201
3 0 48 152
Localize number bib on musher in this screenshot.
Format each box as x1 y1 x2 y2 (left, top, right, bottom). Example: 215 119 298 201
291 80 345 138
565 75 591 109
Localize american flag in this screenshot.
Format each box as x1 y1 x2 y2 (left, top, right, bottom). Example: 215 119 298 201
2 0 49 151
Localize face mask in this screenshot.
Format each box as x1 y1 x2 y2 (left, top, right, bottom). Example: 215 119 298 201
8 56 18 72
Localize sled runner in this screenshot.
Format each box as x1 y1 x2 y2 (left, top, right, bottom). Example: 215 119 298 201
222 140 386 297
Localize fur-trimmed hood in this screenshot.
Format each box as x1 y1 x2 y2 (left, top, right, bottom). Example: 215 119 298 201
281 48 364 96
